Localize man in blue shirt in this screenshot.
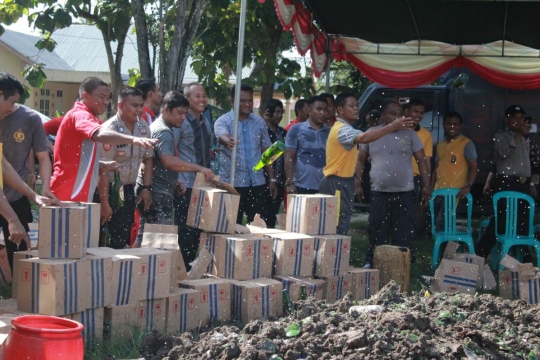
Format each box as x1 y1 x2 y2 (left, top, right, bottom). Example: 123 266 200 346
284 95 330 194
214 84 278 226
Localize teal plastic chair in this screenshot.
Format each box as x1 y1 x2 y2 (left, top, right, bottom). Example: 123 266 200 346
429 188 475 269
491 191 540 269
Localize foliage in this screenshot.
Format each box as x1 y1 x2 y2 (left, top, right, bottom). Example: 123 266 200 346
318 60 372 97
192 0 315 109
128 68 141 87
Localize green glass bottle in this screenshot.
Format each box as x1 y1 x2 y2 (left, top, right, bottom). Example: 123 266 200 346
253 140 285 171
283 289 295 315
99 224 110 247
300 285 308 300
112 171 124 208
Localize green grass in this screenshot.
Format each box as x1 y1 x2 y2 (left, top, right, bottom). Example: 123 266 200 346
0 284 12 300
84 327 151 359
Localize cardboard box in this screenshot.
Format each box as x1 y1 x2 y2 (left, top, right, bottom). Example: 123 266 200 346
443 242 485 289
286 194 337 235
38 206 87 259
84 254 113 308
64 202 100 248
323 274 353 303
188 248 212 280
200 233 274 280
499 269 521 300
12 250 38 300
142 226 187 286
166 289 200 333
265 233 314 276
273 275 326 301
121 248 171 300
17 258 88 316
313 235 351 277
104 303 138 340
373 245 411 293
431 259 478 294
231 278 283 323
136 298 167 332
244 226 287 237
187 174 240 234
179 278 231 325
348 268 380 300
0 249 11 287
70 307 105 346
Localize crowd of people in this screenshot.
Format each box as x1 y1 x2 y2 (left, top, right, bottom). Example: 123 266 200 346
0 69 535 272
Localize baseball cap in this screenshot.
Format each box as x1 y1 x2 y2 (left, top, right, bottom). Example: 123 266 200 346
506 105 526 117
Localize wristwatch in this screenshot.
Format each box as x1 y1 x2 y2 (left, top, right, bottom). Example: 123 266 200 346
531 182 536 186
139 185 151 191
465 183 471 188
270 178 278 183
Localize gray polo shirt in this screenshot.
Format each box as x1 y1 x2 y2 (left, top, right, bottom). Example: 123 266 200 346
137 117 177 196
360 126 423 192
493 129 531 177
0 105 48 202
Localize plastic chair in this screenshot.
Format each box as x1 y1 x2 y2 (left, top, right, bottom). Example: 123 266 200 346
429 188 475 269
491 191 540 269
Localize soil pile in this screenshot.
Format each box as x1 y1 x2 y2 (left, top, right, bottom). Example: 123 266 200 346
139 282 540 359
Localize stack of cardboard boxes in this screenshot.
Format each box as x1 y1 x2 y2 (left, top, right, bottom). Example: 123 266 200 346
192 193 381 324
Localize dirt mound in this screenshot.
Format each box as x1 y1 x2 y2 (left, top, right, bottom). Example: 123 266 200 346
140 282 540 359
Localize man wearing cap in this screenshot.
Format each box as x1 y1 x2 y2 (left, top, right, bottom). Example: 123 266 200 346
477 105 532 258
98 87 154 249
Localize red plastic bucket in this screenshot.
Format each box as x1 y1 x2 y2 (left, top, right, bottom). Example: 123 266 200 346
4 315 84 360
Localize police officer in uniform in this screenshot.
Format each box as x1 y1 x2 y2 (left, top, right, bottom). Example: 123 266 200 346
99 87 154 249
477 105 531 258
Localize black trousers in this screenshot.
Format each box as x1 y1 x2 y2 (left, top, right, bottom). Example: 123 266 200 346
108 184 136 249
296 187 318 195
175 188 202 270
235 185 275 228
476 176 531 258
0 196 31 270
366 191 415 263
267 184 284 228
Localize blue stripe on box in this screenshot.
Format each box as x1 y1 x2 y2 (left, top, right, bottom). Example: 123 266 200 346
74 262 78 311
334 238 342 276
151 255 157 299
512 271 519 299
291 197 299 232
337 276 343 300
256 240 261 278
119 261 127 305
216 195 223 232
261 287 266 318
224 198 229 233
31 263 35 312
194 190 204 227
63 264 68 313
126 261 133 303
87 206 91 247
232 240 236 279
182 293 188 332
310 283 316 297
442 275 477 289
224 238 229 278
65 208 70 258
272 238 278 276
100 259 105 306
51 209 56 258
58 209 63 257
322 198 327 234
313 238 320 276
90 260 95 308
116 262 123 306
293 240 299 276
318 199 323 234
213 284 218 320
298 239 304 276
91 308 95 336
146 298 152 331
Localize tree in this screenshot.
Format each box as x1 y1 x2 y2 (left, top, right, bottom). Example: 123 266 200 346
319 61 373 98
1 0 131 112
131 0 210 93
191 0 315 113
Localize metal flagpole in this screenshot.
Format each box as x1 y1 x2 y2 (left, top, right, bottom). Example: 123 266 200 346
229 0 248 184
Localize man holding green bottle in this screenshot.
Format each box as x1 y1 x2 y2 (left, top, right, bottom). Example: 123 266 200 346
99 87 154 249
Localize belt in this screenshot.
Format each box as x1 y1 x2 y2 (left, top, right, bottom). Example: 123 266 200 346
495 174 528 183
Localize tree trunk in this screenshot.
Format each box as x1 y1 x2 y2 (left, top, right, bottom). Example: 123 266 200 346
256 26 283 116
101 21 130 114
160 0 208 93
131 0 153 79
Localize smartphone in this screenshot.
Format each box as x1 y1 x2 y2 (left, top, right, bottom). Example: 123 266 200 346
398 97 410 105
266 104 277 118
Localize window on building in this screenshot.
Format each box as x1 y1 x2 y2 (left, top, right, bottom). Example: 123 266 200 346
57 90 63 98
39 99 50 116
